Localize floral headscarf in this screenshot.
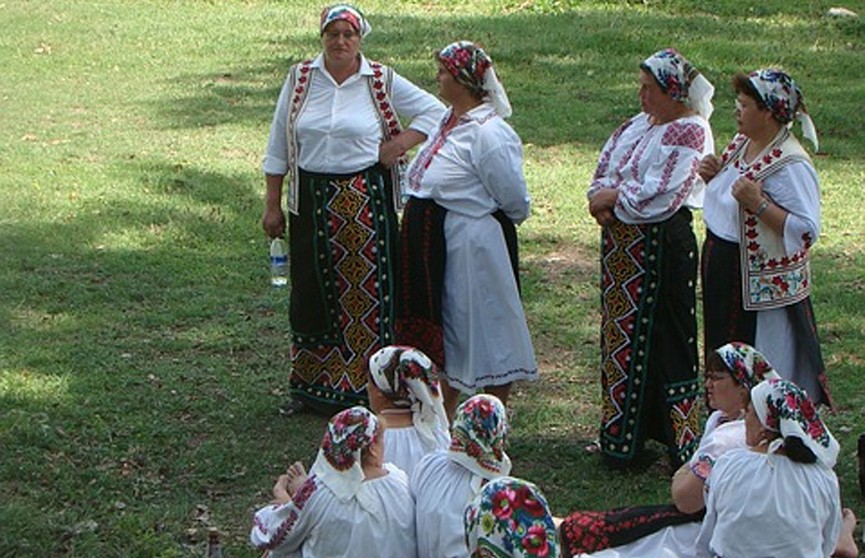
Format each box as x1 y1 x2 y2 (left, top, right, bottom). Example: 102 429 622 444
319 4 371 38
369 345 449 450
713 342 781 390
448 394 512 484
751 378 839 468
747 68 818 151
437 40 512 118
464 476 560 558
640 47 715 120
310 406 380 503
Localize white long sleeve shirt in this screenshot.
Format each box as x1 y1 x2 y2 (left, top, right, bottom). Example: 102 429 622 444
263 54 444 176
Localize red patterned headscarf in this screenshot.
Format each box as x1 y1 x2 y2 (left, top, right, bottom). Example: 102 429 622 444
437 40 512 117
311 406 380 502
438 40 492 95
464 476 560 558
319 4 371 37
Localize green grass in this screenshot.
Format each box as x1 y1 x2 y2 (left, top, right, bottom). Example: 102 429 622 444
1 0 863 555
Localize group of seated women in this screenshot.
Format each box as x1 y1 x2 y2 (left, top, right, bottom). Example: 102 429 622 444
249 343 859 558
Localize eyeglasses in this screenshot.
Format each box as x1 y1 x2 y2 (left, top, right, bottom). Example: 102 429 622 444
324 30 359 41
705 371 731 382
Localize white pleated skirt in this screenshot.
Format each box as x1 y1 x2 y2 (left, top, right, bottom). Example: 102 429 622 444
441 211 538 393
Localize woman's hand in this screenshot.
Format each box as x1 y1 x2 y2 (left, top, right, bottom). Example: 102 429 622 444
271 474 292 504
593 208 616 226
588 188 618 225
379 129 427 168
698 154 721 183
262 206 286 239
263 174 287 238
731 177 765 213
378 138 405 168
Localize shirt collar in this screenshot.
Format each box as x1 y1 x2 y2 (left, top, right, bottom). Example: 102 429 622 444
311 53 373 76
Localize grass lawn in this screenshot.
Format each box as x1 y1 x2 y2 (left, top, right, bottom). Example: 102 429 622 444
1 0 863 555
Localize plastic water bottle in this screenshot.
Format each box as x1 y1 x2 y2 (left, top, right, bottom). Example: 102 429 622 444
269 237 288 287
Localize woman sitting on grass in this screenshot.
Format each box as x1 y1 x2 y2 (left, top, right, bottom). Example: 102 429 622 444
249 406 416 558
367 345 450 477
560 347 858 558
696 378 855 558
411 394 511 558
559 342 780 557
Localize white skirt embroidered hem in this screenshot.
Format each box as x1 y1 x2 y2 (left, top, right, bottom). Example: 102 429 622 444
440 211 538 393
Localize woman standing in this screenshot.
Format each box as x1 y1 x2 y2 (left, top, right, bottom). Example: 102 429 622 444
587 48 715 468
261 4 444 414
700 69 832 407
397 41 537 419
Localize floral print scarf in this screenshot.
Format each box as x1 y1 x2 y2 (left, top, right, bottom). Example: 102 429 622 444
311 406 380 502
464 476 560 558
714 342 780 390
369 345 449 448
448 394 512 481
751 378 839 468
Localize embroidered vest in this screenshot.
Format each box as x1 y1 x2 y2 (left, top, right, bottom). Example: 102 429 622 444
719 129 814 310
284 59 406 215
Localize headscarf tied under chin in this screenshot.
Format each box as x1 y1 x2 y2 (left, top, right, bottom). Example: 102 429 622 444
748 68 819 151
464 476 561 558
750 378 839 468
437 40 512 118
320 4 372 38
368 345 449 451
640 47 715 120
713 342 781 390
311 406 380 505
448 394 512 494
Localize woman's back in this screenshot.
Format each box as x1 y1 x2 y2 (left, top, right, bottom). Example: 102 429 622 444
698 449 840 558
411 451 477 558
252 464 417 558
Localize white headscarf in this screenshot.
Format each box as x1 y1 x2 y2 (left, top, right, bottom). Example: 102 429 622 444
747 68 819 151
319 4 372 38
751 379 839 468
640 47 715 120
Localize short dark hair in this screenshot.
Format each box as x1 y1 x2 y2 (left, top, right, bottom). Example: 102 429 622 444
732 73 780 121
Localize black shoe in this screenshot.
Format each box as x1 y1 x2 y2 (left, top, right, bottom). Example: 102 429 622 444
278 398 306 417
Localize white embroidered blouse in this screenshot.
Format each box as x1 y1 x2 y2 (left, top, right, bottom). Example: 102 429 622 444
250 463 417 558
406 102 530 222
589 112 714 224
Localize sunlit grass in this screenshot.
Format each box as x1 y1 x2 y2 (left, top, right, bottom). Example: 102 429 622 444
0 369 70 402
